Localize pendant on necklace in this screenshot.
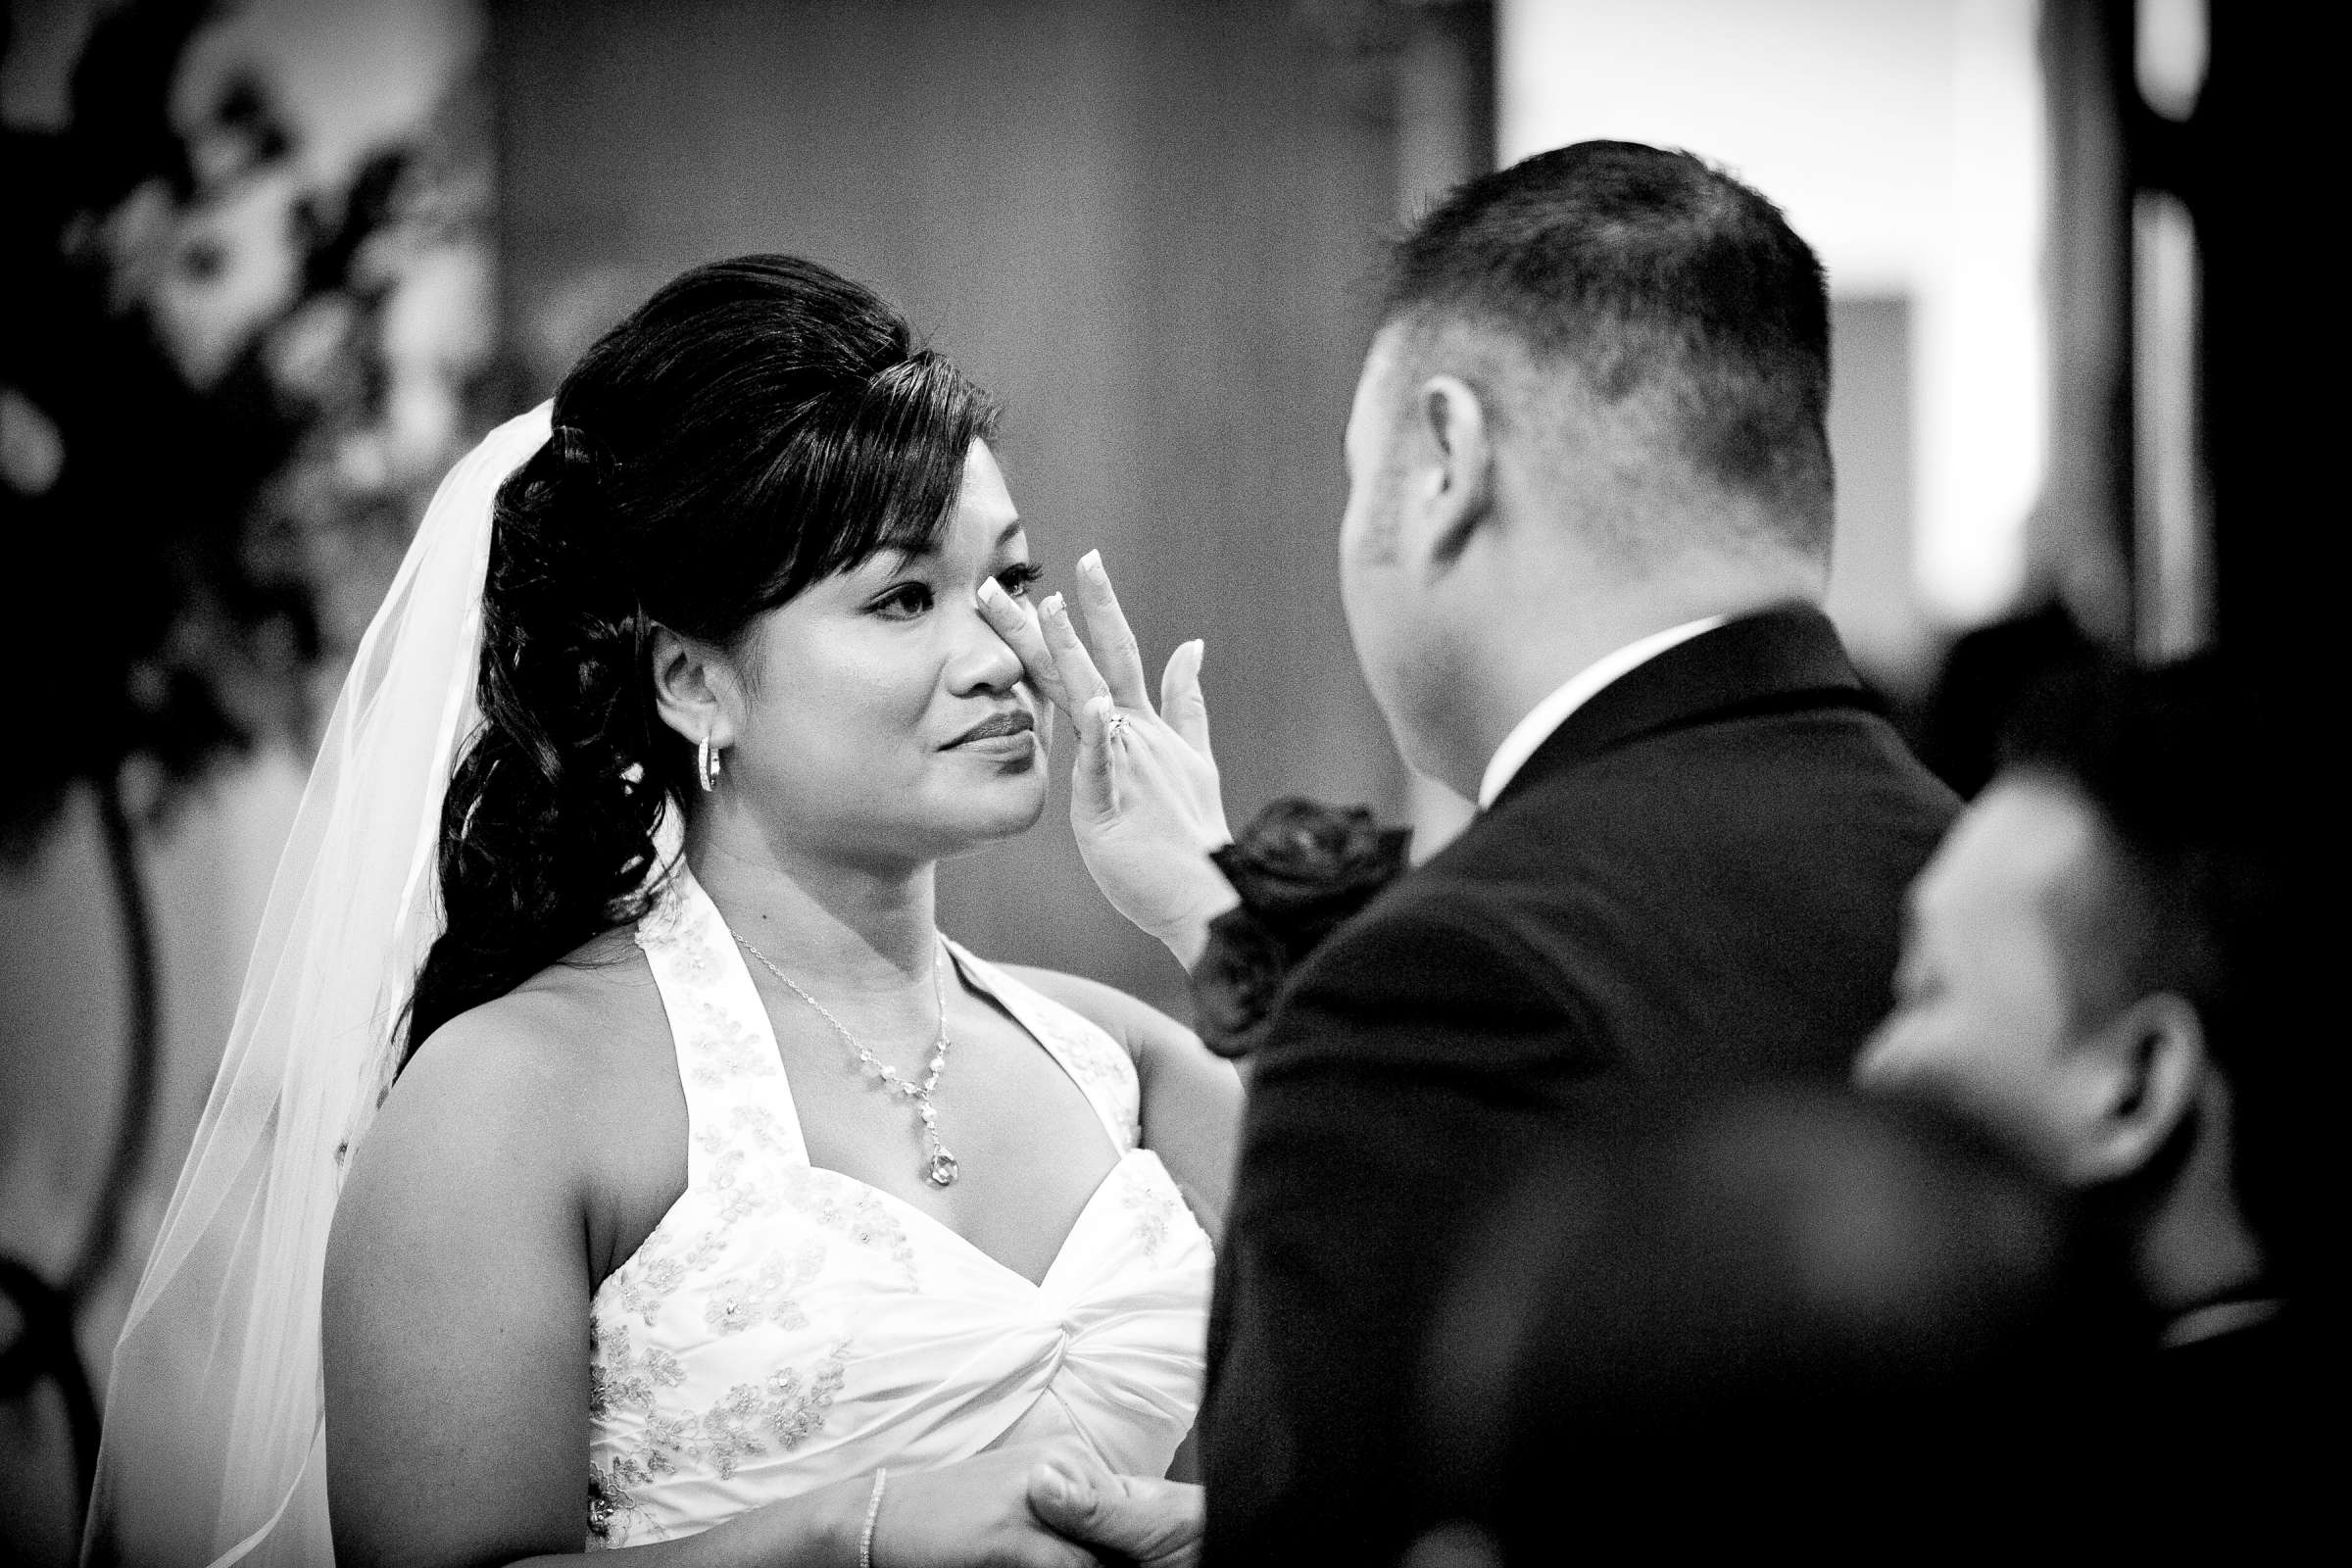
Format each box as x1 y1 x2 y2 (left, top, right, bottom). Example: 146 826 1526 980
925 1150 959 1188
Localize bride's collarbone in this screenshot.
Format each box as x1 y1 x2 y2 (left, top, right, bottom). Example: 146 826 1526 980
779 989 1121 1269
575 958 1118 1287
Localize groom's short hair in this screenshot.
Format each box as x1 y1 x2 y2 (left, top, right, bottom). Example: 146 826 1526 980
1385 140 1834 558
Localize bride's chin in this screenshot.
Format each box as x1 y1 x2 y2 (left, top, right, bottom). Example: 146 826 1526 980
934 778 1051 855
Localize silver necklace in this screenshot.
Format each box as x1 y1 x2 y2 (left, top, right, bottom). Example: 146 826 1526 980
737 935 959 1188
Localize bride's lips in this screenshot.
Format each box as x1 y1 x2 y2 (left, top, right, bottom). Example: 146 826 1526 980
945 710 1036 749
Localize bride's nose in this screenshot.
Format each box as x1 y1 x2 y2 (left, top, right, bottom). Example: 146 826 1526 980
947 596 1027 694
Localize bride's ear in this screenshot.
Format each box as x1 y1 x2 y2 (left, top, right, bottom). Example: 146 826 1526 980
649 623 740 750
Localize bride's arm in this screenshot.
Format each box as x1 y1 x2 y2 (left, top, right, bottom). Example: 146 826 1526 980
322 993 1106 1568
1001 967 1241 1238
322 994 847 1565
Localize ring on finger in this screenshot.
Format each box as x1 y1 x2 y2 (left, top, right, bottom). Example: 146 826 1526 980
1104 710 1131 742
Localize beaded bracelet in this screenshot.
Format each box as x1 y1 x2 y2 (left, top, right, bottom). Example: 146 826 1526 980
858 1468 889 1568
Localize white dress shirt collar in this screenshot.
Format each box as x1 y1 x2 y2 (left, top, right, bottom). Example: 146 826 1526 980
1476 615 1730 809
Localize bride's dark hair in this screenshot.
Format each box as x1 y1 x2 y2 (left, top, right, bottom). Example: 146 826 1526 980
403 255 997 1063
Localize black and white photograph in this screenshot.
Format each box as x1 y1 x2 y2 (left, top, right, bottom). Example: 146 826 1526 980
1 1 2320 1562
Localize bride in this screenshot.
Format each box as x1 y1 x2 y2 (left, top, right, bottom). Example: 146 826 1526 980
86 256 1242 1565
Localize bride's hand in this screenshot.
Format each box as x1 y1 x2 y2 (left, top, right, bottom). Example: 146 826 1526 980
978 551 1238 967
855 1444 1107 1567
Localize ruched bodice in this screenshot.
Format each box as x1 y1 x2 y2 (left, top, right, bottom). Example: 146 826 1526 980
584 868 1213 1547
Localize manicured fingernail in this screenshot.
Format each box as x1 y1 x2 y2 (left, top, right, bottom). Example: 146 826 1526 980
1042 592 1067 618
1187 638 1205 664
1079 549 1104 576
976 577 1009 608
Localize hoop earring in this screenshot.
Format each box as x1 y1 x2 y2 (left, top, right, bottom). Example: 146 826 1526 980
697 735 724 793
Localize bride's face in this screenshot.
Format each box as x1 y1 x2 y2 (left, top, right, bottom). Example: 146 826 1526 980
722 440 1051 866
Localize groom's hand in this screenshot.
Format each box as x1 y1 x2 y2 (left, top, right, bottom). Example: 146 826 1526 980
978 552 1237 966
1027 1462 1204 1568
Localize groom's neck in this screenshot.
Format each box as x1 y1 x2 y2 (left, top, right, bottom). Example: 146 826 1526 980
1437 543 1825 791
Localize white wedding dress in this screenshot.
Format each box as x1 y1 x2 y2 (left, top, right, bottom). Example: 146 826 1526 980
586 866 1214 1546
85 405 1214 1565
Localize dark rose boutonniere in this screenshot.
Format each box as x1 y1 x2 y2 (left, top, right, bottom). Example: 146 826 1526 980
1189 797 1411 1058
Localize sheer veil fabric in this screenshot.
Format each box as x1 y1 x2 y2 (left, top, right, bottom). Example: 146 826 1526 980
83 405 555 1566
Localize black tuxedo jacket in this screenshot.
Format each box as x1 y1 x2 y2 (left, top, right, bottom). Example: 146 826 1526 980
1199 607 1959 1564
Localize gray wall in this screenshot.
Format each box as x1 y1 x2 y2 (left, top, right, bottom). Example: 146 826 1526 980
1824 296 1920 693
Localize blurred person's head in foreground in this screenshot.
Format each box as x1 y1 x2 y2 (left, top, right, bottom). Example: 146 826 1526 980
1340 140 1835 795
1405 1088 2124 1558
1854 653 2303 1339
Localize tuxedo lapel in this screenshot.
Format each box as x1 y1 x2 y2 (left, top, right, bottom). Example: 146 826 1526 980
1489 605 1869 812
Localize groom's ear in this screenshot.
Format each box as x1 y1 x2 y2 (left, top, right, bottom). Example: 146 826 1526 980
648 623 740 751
1408 373 1494 573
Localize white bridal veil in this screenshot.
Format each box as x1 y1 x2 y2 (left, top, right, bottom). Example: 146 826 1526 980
84 404 554 1566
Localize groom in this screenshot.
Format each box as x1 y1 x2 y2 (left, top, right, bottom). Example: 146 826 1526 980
1195 142 1960 1561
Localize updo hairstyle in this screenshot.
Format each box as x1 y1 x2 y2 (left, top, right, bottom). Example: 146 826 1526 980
403 256 997 1062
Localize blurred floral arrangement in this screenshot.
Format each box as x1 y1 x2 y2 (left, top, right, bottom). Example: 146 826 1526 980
3 0 494 847
0 0 492 1512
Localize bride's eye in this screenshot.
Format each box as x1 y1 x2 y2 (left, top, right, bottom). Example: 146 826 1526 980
871 582 935 619
995 563 1046 599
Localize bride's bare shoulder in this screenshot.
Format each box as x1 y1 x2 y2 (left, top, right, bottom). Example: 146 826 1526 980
991 965 1231 1099
370 928 674 1164
338 926 689 1293
995 964 1180 1056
